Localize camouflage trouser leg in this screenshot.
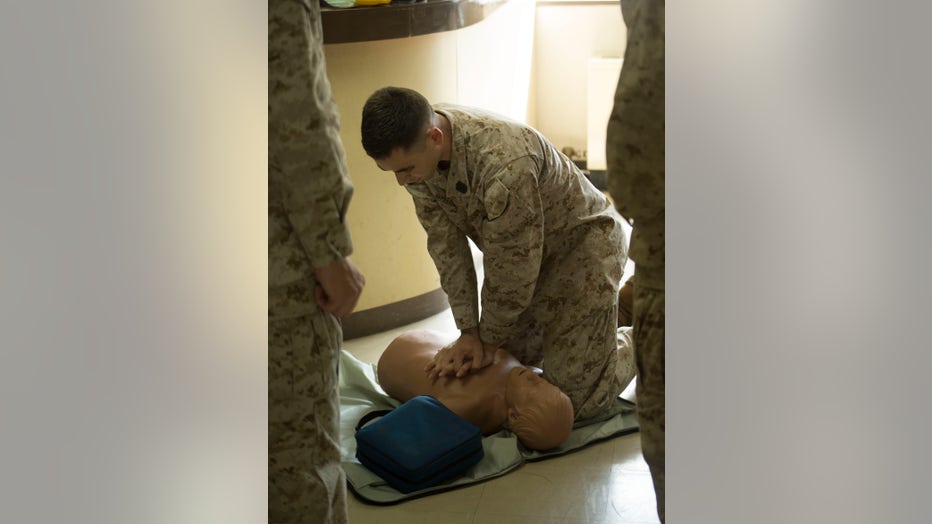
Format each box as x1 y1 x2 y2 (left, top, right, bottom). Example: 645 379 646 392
269 312 347 524
542 304 623 420
633 284 665 523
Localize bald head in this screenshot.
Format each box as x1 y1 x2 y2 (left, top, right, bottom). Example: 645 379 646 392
507 371 574 450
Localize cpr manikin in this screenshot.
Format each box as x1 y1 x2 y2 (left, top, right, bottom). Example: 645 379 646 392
377 329 575 451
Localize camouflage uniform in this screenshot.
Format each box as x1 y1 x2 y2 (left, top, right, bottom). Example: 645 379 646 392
606 1 665 521
406 104 631 420
269 1 353 522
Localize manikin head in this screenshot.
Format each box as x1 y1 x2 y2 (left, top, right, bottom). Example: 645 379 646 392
361 86 445 186
504 367 574 450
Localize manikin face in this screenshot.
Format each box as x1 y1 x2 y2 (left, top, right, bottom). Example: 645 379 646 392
504 367 552 422
503 366 574 450
375 126 444 186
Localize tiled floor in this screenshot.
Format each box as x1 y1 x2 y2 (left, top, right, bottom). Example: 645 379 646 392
341 307 660 524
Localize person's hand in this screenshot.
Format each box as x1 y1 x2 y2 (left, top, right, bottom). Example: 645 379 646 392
425 329 495 380
314 257 365 317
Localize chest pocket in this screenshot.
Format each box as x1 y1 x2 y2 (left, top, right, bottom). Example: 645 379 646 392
483 179 510 221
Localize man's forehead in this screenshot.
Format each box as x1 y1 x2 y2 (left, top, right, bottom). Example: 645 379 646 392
375 155 402 171
377 148 412 169
376 160 414 173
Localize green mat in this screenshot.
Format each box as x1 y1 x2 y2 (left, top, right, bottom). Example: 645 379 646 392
338 349 639 504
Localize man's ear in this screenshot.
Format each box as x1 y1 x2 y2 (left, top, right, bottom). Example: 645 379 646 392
426 125 443 146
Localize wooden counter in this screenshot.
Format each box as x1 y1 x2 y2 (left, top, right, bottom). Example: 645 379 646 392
321 0 508 44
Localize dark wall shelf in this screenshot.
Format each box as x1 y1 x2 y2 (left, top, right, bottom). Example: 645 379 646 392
321 0 509 44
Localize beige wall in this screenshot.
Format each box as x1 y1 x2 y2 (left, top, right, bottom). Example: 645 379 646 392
456 0 536 122
531 0 627 155
323 0 535 311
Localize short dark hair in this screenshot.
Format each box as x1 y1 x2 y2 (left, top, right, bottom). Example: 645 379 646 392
361 87 434 159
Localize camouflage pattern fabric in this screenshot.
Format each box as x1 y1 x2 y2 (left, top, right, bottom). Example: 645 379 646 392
538 305 638 420
269 0 354 522
606 1 665 521
633 283 665 522
607 0 664 292
269 315 346 524
615 325 638 390
405 104 630 420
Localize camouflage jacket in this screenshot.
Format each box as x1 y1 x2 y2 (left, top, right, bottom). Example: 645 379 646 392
405 104 626 347
268 0 354 318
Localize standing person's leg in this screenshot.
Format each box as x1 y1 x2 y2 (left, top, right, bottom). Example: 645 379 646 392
269 313 347 524
607 0 665 519
633 283 665 522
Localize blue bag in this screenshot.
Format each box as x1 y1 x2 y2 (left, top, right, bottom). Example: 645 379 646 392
354 395 484 493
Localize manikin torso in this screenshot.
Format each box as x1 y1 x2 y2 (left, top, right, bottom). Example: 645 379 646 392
376 330 525 435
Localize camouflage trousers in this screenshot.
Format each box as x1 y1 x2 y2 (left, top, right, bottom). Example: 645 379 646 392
508 303 636 421
269 311 347 524
633 282 665 523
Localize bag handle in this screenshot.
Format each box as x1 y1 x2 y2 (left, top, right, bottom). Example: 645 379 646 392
355 409 393 432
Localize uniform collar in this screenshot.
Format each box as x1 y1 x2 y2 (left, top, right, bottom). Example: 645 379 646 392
432 107 470 198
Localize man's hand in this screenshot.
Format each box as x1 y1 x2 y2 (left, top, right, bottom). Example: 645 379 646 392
314 257 365 317
425 329 495 380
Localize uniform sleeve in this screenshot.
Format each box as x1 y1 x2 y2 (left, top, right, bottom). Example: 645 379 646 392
268 0 353 268
405 183 480 330
477 156 545 347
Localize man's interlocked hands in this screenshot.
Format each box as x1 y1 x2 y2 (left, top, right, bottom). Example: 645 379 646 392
424 327 497 381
